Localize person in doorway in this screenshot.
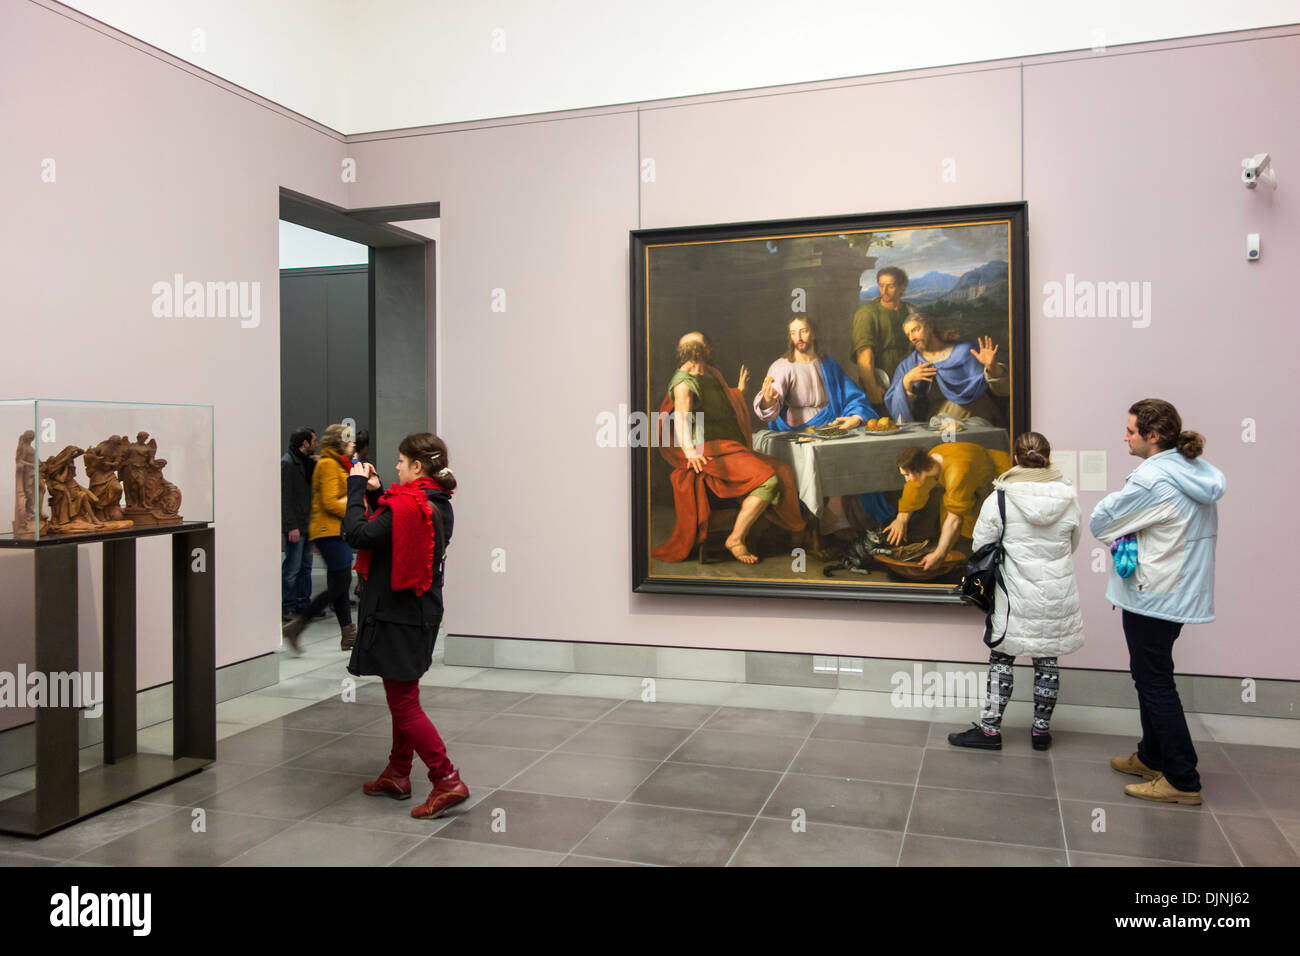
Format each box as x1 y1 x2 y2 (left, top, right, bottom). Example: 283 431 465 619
344 433 468 820
280 426 316 622
283 424 356 652
947 431 1084 752
1090 399 1225 806
353 429 371 470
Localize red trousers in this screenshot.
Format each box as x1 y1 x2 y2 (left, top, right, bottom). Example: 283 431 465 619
382 679 454 780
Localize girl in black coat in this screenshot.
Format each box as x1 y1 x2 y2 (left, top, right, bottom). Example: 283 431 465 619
343 432 468 820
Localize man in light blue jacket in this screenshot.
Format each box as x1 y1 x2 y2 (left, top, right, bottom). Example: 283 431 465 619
1090 399 1225 806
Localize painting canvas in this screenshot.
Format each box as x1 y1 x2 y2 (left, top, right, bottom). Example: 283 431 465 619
630 203 1030 603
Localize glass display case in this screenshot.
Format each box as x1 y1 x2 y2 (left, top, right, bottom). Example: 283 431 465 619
0 399 213 542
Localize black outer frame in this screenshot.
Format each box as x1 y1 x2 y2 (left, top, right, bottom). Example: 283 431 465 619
629 201 1030 604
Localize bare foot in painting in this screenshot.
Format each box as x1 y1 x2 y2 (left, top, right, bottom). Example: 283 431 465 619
725 537 758 564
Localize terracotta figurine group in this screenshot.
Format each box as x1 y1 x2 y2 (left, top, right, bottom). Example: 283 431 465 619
13 430 183 536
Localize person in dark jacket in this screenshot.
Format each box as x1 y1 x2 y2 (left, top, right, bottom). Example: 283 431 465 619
280 426 316 621
283 424 357 651
343 432 468 820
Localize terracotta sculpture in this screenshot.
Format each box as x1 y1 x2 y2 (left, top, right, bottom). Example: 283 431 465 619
38 445 132 535
13 430 36 536
84 435 129 521
119 431 182 525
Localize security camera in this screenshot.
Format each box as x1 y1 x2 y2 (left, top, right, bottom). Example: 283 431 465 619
1241 152 1277 190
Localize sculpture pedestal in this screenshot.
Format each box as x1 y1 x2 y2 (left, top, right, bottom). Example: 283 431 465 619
0 522 215 837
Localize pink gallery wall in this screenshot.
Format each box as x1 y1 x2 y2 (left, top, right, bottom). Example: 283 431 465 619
348 29 1300 680
0 0 347 731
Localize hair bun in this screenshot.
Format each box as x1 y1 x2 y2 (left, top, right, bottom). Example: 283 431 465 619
1177 430 1205 460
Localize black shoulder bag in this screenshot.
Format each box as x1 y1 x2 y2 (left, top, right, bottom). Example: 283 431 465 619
958 490 1010 648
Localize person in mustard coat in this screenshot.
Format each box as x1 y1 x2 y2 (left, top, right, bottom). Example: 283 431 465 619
283 423 357 652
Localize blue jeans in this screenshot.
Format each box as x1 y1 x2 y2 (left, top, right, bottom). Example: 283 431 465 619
282 532 313 613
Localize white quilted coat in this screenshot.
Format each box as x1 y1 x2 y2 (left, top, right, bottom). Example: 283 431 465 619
971 476 1085 658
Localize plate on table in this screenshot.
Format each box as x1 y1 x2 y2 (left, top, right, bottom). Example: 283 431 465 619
874 551 966 580
800 426 855 441
862 418 903 435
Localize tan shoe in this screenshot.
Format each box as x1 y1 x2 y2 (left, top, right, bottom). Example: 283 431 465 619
1124 775 1202 806
1110 752 1160 780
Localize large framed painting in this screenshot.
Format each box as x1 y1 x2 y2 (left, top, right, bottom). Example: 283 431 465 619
630 202 1029 603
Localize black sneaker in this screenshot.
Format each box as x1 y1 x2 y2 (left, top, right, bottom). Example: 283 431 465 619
1031 732 1052 751
947 723 1002 750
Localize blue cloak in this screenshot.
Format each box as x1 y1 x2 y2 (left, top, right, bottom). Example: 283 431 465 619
766 356 874 432
884 342 989 422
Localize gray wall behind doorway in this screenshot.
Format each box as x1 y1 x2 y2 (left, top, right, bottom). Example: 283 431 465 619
280 265 371 452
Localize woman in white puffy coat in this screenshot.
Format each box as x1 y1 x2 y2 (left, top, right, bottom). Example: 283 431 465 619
948 431 1084 753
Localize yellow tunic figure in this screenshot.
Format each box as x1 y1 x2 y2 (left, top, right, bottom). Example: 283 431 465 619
898 442 1011 538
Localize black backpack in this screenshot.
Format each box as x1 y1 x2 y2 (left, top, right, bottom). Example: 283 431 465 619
959 490 1010 648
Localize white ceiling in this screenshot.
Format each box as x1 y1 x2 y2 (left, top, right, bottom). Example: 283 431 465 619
63 0 1300 135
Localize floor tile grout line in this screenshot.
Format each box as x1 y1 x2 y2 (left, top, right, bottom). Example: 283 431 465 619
1279 820 1300 859
1049 747 1071 867
722 712 824 867
547 701 734 863
897 828 1189 863
384 816 469 867
1054 795 1251 866
427 801 935 860
437 697 701 856
894 723 933 866
1205 803 1247 867
558 852 665 867
485 699 656 792
26 767 294 859
45 803 193 864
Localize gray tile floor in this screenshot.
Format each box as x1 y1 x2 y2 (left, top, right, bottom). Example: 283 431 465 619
1 623 1298 867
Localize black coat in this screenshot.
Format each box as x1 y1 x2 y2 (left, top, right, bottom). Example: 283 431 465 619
280 449 314 534
341 475 453 681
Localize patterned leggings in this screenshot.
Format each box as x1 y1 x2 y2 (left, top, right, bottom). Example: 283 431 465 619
980 651 1059 735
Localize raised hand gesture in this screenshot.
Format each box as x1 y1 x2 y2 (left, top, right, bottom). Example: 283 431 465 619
970 336 1000 368
737 365 750 394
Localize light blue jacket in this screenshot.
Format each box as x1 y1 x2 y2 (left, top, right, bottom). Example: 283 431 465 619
1089 449 1226 624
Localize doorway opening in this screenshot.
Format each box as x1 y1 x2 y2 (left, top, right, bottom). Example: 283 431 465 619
277 188 439 473
276 189 438 625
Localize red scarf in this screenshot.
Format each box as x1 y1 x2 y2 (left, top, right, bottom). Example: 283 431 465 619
354 477 448 596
